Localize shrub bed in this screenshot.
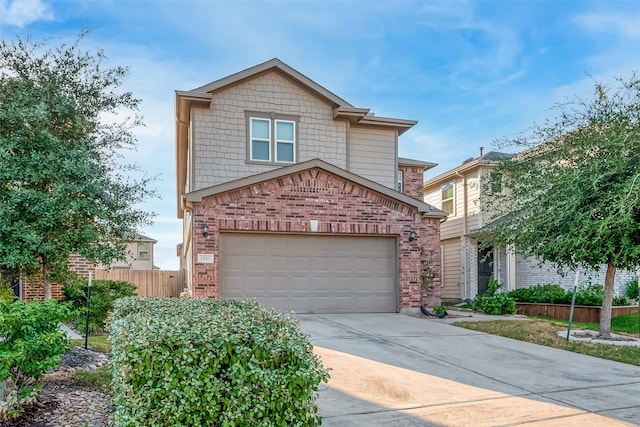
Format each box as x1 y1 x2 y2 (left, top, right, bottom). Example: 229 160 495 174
0 300 71 420
63 279 137 334
508 283 632 306
474 278 516 315
109 297 329 427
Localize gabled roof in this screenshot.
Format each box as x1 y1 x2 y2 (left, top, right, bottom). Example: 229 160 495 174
175 58 419 216
185 158 447 218
134 233 157 243
423 151 513 189
192 58 354 107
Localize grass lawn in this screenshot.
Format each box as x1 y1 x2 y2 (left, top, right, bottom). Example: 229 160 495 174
453 315 640 367
534 312 640 335
70 335 110 353
68 335 112 390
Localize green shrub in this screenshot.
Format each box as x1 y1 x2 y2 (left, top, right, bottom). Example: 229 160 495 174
477 293 517 315
574 283 603 306
0 300 71 420
63 279 137 334
507 287 533 302
0 282 13 303
109 297 330 427
508 284 570 304
474 278 516 315
624 278 639 301
433 304 448 315
612 295 631 306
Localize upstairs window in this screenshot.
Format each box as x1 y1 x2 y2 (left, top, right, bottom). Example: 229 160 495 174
397 170 403 193
247 112 298 164
441 182 455 215
250 118 271 161
137 242 150 260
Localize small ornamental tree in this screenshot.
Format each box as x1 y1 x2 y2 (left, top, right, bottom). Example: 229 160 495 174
0 33 155 298
481 75 640 338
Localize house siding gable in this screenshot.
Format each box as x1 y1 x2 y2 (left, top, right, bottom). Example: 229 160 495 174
192 72 348 190
349 127 396 188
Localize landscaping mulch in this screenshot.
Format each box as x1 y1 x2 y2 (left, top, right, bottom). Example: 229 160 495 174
2 347 113 427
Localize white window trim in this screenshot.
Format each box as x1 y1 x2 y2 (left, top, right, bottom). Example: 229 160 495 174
137 242 150 260
246 111 299 165
274 119 296 163
249 117 272 162
441 181 455 216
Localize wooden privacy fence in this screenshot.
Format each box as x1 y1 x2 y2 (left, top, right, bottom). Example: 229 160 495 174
94 269 186 297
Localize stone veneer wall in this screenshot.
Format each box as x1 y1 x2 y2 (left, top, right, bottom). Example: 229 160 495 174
190 167 442 309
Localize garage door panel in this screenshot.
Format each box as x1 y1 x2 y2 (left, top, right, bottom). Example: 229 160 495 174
220 233 396 313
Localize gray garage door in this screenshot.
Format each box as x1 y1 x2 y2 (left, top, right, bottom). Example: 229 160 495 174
219 233 397 313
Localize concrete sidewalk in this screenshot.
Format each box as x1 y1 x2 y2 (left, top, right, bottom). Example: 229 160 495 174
298 313 640 427
59 322 83 340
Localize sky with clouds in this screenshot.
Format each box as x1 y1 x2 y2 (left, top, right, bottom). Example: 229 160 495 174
2 0 640 269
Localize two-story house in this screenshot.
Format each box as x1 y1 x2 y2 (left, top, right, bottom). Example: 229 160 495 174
424 151 636 302
108 234 158 270
423 151 512 302
175 59 447 313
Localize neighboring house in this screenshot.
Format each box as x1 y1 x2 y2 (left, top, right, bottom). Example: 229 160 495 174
17 234 158 300
423 151 636 302
175 58 447 313
108 234 158 270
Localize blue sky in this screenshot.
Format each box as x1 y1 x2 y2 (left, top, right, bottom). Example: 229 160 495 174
2 0 640 269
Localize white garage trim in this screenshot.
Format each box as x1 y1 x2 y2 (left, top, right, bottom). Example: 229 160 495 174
219 232 398 313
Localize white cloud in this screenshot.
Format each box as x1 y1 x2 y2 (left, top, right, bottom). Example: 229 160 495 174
0 0 53 28
575 12 640 39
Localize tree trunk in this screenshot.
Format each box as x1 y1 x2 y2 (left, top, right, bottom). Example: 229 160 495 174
599 262 616 338
42 261 52 300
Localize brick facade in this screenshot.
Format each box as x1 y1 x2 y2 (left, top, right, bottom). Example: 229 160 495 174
399 164 427 201
20 253 97 301
21 278 64 301
190 167 442 309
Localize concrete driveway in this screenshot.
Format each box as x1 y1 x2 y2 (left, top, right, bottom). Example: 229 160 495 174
298 313 640 427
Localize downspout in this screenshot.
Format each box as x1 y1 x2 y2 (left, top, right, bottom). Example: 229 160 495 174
182 196 194 297
455 171 468 300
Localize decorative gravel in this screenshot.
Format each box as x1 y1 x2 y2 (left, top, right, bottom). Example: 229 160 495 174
2 347 114 427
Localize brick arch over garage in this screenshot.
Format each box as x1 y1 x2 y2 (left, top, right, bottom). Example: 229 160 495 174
189 166 442 312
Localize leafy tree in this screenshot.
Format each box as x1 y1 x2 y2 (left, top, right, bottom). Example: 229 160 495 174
481 75 640 337
0 33 155 299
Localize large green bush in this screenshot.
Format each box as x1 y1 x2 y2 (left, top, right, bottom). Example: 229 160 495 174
109 297 330 427
0 300 71 420
474 278 516 315
63 279 137 333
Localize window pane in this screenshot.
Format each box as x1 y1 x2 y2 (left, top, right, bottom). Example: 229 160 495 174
442 199 454 215
252 119 270 139
276 121 294 141
138 243 150 260
276 142 294 162
441 182 454 199
252 140 270 160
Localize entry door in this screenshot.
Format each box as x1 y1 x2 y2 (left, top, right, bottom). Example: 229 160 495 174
477 246 494 295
